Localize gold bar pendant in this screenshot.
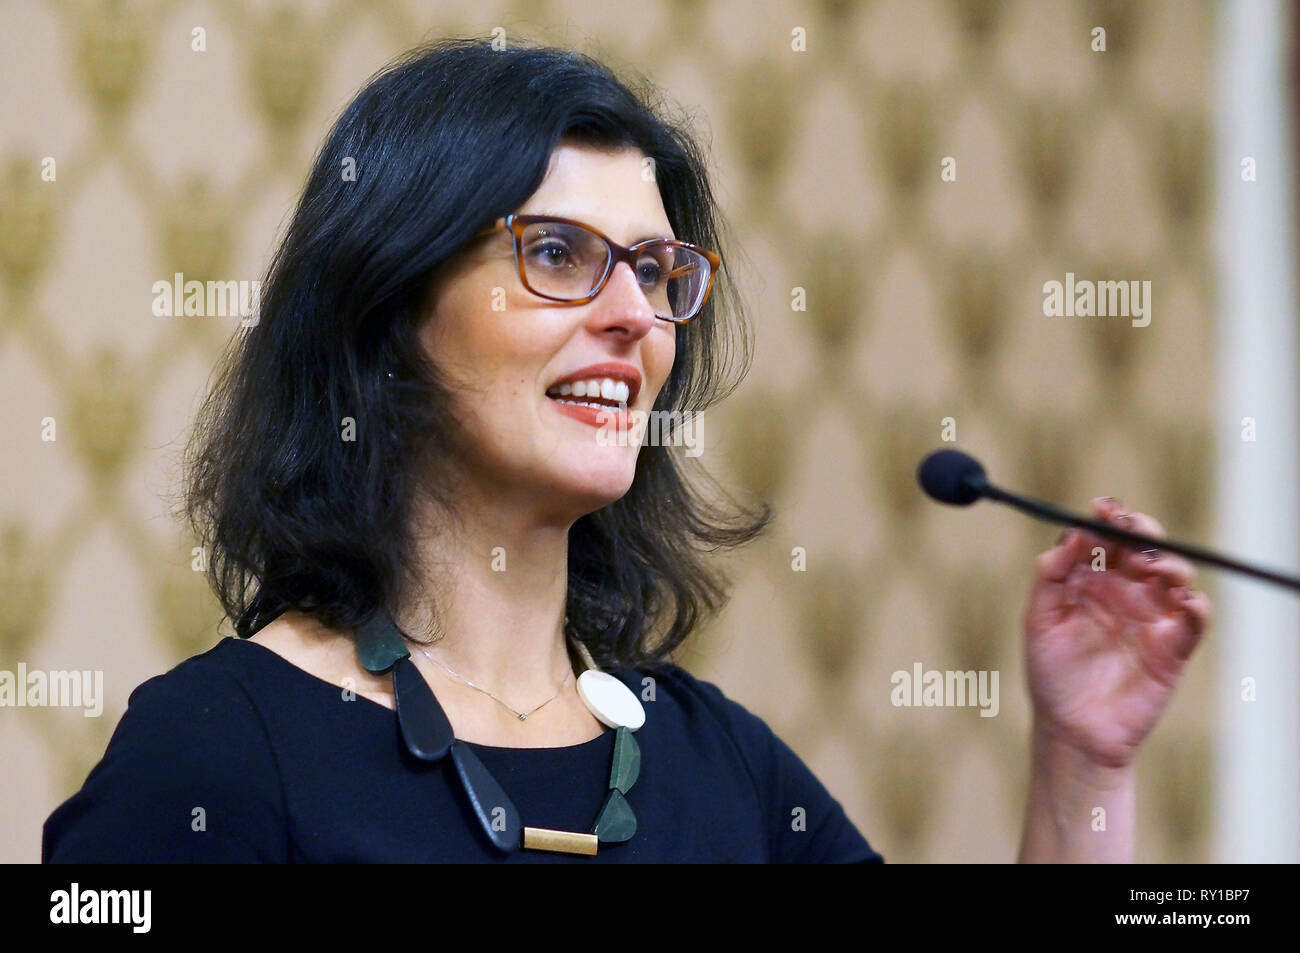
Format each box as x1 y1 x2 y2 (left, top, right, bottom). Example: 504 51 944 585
522 827 599 855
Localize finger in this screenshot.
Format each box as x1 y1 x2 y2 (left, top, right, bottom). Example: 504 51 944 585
1095 502 1167 546
1144 573 1172 603
1116 508 1168 542
1071 521 1123 573
1157 587 1211 659
1108 505 1197 586
1088 499 1180 575
1120 546 1196 587
1090 496 1124 520
1176 587 1212 637
1143 612 1203 668
1075 497 1132 563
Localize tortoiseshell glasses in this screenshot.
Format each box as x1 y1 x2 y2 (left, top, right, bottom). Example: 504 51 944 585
475 214 720 324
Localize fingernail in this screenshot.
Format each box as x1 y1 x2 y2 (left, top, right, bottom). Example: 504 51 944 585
1116 513 1133 527
1141 547 1161 562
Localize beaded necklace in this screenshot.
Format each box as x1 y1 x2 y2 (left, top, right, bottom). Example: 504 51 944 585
355 610 644 856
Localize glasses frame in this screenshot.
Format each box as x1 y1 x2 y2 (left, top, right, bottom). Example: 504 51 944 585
474 213 720 324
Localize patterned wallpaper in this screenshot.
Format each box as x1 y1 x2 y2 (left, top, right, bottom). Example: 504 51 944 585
1 0 1217 863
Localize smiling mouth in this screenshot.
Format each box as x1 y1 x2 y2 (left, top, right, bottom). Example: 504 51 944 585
544 377 631 411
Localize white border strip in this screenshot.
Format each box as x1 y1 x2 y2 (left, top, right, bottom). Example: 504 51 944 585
1213 0 1300 862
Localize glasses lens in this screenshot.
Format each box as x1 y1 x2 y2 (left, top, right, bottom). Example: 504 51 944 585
519 221 610 300
652 245 711 321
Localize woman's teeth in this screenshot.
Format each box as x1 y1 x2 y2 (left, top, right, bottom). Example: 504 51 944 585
547 378 631 405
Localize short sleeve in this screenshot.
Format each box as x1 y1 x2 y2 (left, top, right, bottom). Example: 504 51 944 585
42 656 289 863
676 669 885 864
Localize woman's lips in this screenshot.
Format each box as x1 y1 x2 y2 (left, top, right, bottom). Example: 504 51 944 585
547 395 634 431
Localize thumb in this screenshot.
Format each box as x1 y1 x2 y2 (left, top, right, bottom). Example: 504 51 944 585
1034 529 1083 584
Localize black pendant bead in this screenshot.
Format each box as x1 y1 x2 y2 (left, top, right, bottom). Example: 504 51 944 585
451 742 522 854
591 788 637 843
393 657 454 761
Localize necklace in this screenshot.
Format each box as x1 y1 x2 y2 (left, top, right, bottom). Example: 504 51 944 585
355 610 645 857
414 645 571 721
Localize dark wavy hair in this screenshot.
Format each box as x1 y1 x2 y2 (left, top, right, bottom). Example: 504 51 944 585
182 37 770 670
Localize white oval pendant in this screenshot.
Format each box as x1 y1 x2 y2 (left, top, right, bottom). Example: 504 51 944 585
576 670 645 730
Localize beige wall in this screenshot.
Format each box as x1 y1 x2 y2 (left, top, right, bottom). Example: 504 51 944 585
0 0 1217 862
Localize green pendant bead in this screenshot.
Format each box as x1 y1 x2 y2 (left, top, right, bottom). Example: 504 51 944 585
591 788 637 842
356 610 411 674
609 725 640 793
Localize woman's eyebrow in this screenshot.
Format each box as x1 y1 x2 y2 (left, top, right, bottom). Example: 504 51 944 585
535 212 675 244
625 227 677 245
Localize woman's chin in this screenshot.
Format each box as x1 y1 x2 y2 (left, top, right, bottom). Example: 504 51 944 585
545 467 638 517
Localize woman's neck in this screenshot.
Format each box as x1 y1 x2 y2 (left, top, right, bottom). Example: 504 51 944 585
398 486 576 703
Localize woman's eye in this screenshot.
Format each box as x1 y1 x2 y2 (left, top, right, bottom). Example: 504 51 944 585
530 241 571 267
636 258 664 284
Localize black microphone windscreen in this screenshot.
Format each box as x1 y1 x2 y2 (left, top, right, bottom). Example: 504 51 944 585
917 450 987 505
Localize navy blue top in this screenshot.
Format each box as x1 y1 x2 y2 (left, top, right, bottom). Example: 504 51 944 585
42 637 884 863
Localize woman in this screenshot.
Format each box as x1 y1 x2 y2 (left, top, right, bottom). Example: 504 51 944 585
42 38 1209 863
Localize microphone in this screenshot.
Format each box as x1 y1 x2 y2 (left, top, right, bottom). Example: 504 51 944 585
917 449 1300 592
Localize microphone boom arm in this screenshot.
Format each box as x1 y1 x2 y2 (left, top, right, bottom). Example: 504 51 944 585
973 477 1300 592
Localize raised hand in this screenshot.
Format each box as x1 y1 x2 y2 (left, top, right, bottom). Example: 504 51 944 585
1022 497 1212 770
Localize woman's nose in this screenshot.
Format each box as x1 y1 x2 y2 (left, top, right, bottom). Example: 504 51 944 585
588 260 658 337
